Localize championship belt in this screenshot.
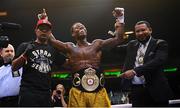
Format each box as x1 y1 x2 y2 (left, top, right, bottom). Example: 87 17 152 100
81 67 100 92
73 73 81 87
72 67 105 92
100 73 105 87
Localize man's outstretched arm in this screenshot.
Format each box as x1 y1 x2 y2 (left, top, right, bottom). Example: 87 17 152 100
39 9 71 53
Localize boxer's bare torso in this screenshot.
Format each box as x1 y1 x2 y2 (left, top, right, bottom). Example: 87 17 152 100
66 41 102 72
50 21 124 72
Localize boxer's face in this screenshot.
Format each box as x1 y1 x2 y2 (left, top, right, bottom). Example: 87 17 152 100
71 23 87 40
135 23 152 41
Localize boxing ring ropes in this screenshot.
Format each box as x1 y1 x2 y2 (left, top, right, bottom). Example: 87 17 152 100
111 99 180 108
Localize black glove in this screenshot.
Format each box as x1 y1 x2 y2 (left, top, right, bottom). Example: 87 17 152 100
0 36 9 48
23 42 35 58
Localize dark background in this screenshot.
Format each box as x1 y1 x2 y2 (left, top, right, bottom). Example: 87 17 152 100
0 0 179 65
1 0 180 101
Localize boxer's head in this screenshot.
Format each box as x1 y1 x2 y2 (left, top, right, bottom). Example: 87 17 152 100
71 22 87 40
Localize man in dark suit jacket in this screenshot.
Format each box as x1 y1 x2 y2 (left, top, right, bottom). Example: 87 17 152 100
114 21 173 107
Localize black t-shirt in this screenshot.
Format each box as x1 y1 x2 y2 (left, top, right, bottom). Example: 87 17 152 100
16 41 66 91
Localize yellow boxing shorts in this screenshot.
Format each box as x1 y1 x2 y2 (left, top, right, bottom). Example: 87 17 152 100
68 87 111 107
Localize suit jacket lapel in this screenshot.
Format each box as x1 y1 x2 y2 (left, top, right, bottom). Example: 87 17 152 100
144 37 156 60
131 40 139 65
124 40 139 70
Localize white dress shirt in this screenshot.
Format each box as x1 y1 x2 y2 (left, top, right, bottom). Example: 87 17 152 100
132 37 151 85
0 64 22 98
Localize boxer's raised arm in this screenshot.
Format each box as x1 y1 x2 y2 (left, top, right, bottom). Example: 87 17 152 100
93 7 125 49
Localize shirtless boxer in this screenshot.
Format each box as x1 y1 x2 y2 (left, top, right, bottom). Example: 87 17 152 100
42 7 125 107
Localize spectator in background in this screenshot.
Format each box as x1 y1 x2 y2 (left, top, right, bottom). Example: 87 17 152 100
51 84 67 107
0 44 22 106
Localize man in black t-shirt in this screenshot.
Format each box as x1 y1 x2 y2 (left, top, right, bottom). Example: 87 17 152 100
12 11 66 107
